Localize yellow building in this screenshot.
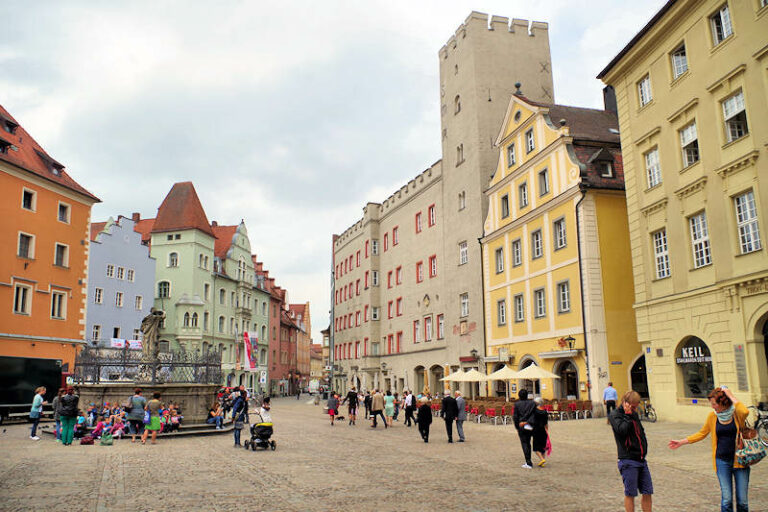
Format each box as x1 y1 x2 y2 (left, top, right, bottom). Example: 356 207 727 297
481 90 640 408
598 0 768 422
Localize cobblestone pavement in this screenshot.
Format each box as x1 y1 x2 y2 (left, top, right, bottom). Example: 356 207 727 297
1 398 766 512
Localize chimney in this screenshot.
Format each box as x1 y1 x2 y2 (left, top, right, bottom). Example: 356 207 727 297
603 86 617 114
132 212 140 222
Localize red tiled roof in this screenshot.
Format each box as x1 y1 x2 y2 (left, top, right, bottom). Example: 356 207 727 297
90 221 107 242
546 104 619 144
212 225 237 259
133 218 156 244
0 105 99 202
151 182 215 237
289 304 306 316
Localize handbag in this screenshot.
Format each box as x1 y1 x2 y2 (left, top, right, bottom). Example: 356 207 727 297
736 428 767 466
100 433 114 446
80 435 94 445
123 396 133 413
143 411 151 424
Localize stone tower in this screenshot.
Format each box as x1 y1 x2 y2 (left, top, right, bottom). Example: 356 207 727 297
438 12 553 356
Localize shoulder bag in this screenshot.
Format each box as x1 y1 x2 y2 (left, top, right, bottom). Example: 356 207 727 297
100 433 114 446
124 396 134 413
736 427 767 466
143 410 151 424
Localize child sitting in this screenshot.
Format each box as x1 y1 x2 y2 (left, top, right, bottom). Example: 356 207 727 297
109 418 126 439
169 411 181 432
74 411 87 438
91 416 107 439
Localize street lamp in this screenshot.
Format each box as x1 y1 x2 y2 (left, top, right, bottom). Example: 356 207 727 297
564 335 576 350
380 362 387 371
470 348 478 359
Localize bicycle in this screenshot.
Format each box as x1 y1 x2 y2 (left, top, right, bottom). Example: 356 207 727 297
746 404 768 447
639 400 657 423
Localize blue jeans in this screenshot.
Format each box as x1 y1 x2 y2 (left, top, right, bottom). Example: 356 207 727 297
30 416 40 437
207 416 223 428
715 458 750 512
55 419 62 440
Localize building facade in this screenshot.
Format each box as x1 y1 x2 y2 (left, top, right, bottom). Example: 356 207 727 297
331 12 555 395
598 0 768 421
290 302 312 390
481 93 639 406
87 216 155 346
0 105 99 373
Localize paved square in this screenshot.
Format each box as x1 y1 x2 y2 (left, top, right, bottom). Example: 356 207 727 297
1 398 766 511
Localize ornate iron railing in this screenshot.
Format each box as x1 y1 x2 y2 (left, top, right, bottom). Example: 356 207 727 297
74 346 222 385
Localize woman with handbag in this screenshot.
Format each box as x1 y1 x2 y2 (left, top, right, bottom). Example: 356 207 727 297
126 388 147 443
669 386 753 512
231 389 248 447
141 392 163 445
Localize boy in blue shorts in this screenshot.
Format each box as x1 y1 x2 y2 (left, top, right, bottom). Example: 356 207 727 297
609 390 653 512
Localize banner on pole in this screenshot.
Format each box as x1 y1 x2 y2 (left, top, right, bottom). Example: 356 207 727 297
243 331 257 372
110 338 143 349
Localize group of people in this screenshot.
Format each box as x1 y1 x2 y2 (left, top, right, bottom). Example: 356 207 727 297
607 385 755 512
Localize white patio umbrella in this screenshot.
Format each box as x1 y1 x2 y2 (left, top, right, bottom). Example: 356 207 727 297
485 365 520 401
451 369 488 399
515 364 560 398
440 369 465 382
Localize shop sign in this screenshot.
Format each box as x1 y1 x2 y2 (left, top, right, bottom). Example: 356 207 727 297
676 345 711 364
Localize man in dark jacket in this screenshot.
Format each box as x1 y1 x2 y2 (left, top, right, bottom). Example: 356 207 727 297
512 389 536 468
609 390 653 512
440 389 459 443
363 391 372 419
416 397 432 443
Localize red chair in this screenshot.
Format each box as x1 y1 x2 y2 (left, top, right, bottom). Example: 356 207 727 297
485 407 498 425
470 407 479 422
568 402 579 419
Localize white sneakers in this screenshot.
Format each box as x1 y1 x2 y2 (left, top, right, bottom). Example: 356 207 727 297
30 436 40 441
521 463 532 469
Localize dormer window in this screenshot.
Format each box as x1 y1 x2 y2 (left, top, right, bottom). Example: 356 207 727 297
600 162 614 177
0 137 11 154
1 117 18 134
588 147 615 178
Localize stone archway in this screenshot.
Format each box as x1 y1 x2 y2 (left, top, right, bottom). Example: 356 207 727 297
414 366 425 394
518 357 540 395
429 365 444 395
554 359 579 399
675 336 714 399
630 355 649 399
492 363 507 397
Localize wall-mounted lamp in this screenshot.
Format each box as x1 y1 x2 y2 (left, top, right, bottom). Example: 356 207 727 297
564 335 576 350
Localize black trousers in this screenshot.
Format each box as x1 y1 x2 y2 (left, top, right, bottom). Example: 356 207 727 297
371 410 386 427
418 424 430 441
518 430 533 465
404 406 414 426
364 405 371 419
605 400 616 416
444 418 454 441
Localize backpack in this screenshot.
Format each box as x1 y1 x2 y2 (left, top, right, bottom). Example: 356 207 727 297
80 435 94 445
100 433 114 446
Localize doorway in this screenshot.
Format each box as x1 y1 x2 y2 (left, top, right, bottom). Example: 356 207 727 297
556 360 579 399
630 355 649 399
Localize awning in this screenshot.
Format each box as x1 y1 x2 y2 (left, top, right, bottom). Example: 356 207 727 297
538 349 579 359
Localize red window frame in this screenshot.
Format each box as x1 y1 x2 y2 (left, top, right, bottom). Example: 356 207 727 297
365 240 370 258
393 226 399 245
364 337 368 356
365 271 369 288
415 212 422 233
428 204 436 227
429 255 437 278
388 300 393 319
384 233 389 251
356 250 360 267
388 334 394 354
356 311 360 326
396 297 403 316
387 271 393 288
356 279 360 295
424 316 432 341
355 341 360 358
416 261 424 283
413 319 420 343
396 266 402 285
396 331 403 353
364 305 369 322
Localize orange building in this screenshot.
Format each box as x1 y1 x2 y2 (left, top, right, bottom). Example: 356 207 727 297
0 105 99 372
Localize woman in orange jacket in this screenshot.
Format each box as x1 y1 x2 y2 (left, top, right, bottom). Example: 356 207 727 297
668 386 750 512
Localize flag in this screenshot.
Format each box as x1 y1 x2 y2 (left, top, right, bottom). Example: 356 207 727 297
243 331 257 372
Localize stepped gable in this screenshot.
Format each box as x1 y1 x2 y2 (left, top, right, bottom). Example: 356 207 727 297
0 104 99 201
212 224 237 259
151 181 215 237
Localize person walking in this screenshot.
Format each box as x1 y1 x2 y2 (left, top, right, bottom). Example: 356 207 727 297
512 389 536 468
603 381 618 424
370 389 386 428
59 386 79 446
141 392 163 445
610 390 653 512
364 391 372 420
417 397 432 443
532 397 549 466
404 391 415 427
384 390 395 428
455 391 466 443
29 386 47 440
441 389 458 443
669 386 751 512
231 389 248 446
393 393 400 422
126 388 147 443
51 388 65 443
327 392 339 426
341 388 359 426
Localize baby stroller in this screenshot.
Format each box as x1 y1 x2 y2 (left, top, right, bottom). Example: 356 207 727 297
243 412 276 451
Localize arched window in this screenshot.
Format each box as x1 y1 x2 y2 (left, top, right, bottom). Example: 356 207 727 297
191 312 198 327
260 349 267 366
203 312 209 331
556 360 579 399
218 316 225 333
183 312 190 327
454 95 461 114
199 254 204 267
158 281 170 298
676 336 714 398
168 252 179 267
518 358 540 395
261 325 266 342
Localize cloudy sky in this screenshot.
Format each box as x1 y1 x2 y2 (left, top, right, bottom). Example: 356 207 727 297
1 1 665 343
